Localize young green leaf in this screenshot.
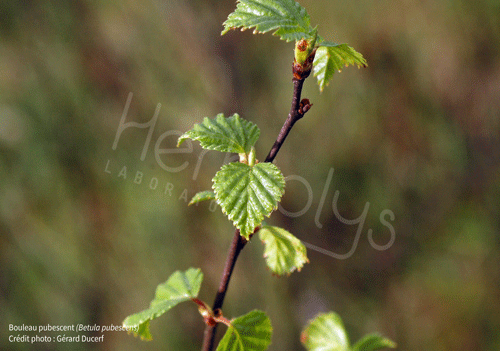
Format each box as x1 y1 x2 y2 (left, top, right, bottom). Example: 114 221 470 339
258 225 308 275
122 268 203 340
222 0 314 42
351 334 396 351
177 113 260 154
300 312 350 351
313 43 367 92
294 28 317 64
216 310 272 351
189 191 216 205
213 162 285 239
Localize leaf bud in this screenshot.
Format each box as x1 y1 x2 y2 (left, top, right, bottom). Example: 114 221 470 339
294 29 317 65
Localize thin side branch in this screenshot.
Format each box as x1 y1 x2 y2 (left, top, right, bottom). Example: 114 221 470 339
265 77 309 163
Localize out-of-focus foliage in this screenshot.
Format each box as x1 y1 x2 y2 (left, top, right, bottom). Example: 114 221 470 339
1 0 499 350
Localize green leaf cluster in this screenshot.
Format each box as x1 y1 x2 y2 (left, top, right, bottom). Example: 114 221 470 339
123 269 395 350
222 0 367 91
301 312 396 351
179 114 285 239
126 2 381 350
179 114 308 276
122 268 273 350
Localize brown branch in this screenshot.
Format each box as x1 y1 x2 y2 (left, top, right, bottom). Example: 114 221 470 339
201 229 247 351
201 60 313 351
265 77 310 163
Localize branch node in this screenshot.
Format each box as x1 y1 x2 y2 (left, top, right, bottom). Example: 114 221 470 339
292 47 317 80
193 298 218 327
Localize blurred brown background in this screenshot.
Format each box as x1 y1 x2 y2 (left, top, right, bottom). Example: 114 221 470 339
1 0 499 350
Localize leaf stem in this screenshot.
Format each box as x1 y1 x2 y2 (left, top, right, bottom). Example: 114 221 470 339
201 74 311 351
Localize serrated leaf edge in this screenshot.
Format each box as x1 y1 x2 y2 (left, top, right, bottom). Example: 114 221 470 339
189 191 216 205
313 43 367 91
122 268 203 341
222 0 315 42
217 310 272 351
177 113 260 154
258 225 309 276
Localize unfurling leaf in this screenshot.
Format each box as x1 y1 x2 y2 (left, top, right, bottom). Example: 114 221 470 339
301 312 350 351
294 28 317 64
178 113 260 154
189 191 216 205
213 162 285 239
222 0 314 42
217 310 272 351
122 268 203 340
258 225 308 275
313 43 367 92
221 1 367 93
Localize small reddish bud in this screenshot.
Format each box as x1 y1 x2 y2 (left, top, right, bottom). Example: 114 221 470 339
297 39 308 52
292 47 317 80
298 98 312 115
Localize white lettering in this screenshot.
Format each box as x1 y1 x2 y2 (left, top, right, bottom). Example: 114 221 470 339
368 209 396 250
314 167 334 228
112 92 161 161
104 159 112 174
165 182 174 196
278 175 313 217
134 171 143 184
155 130 192 172
178 188 188 202
149 177 158 190
118 166 127 179
331 190 370 259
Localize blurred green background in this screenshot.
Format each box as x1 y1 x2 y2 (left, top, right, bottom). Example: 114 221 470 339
1 0 499 350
